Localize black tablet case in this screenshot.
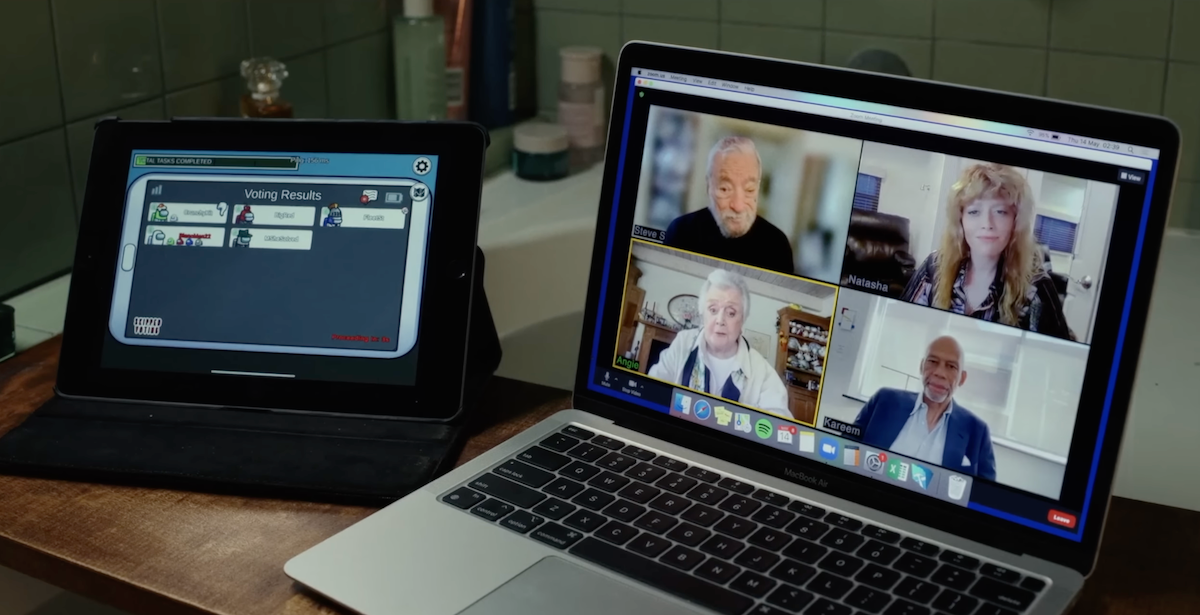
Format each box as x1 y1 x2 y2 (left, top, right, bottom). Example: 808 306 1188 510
0 248 501 505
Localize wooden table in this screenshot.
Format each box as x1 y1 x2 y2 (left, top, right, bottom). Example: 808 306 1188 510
0 339 1196 615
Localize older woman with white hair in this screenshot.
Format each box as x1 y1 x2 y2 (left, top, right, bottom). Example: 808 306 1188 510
648 268 790 416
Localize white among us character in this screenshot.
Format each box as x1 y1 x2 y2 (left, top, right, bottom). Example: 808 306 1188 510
145 229 166 245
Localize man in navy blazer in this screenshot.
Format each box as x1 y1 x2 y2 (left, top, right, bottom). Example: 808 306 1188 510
852 335 997 481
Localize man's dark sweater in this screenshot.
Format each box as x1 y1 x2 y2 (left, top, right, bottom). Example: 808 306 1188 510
663 209 795 274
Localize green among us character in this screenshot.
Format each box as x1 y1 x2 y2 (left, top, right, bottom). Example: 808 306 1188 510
234 229 252 248
151 203 169 222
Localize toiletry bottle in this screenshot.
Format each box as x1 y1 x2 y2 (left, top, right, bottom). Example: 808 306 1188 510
395 0 447 121
239 57 293 118
557 46 604 170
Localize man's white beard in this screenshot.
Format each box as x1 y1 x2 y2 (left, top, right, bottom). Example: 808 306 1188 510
709 203 755 239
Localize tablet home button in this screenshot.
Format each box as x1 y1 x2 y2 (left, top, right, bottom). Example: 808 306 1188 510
121 244 136 271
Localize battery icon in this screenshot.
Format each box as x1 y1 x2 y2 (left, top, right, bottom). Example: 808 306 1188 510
135 155 147 166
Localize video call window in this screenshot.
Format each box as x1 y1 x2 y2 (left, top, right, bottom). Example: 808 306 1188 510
630 105 862 284
840 142 1117 344
614 241 837 426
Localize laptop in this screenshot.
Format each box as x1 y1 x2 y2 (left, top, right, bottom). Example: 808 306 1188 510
285 42 1179 615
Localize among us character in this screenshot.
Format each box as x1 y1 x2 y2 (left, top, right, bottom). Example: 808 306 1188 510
151 203 169 222
145 229 166 245
322 202 343 227
235 205 255 224
233 229 252 248
184 237 194 246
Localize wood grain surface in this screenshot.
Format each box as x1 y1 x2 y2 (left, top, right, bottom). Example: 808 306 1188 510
0 338 1195 615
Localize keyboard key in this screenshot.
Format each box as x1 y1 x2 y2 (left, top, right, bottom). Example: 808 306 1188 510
592 435 624 450
899 538 940 557
781 539 828 564
845 585 891 613
817 551 864 576
617 481 661 504
658 473 701 495
734 546 780 572
685 467 721 483
769 559 817 586
749 605 790 615
714 515 758 539
595 520 639 545
788 502 826 518
501 510 544 534
857 540 901 565
566 442 609 462
752 489 791 507
441 487 484 509
700 535 747 559
661 545 706 571
572 488 615 511
543 477 586 499
931 589 978 615
938 551 980 570
570 538 753 615
601 499 646 522
748 526 792 551
969 577 1036 611
563 509 608 532
666 522 711 547
719 495 762 517
681 503 725 527
518 446 571 471
689 484 731 505
470 498 513 521
588 471 631 493
975 604 1020 615
895 577 939 603
696 557 742 584
469 474 546 508
532 497 575 520
804 598 851 614
1019 577 1046 593
626 462 667 483
807 571 853 599
820 528 866 553
717 477 755 494
980 564 1022 585
562 425 594 440
621 445 656 461
539 433 580 452
752 505 796 529
855 564 901 590
598 452 637 473
767 584 814 612
649 493 692 515
634 509 678 534
894 552 938 577
530 523 584 549
883 598 930 615
652 456 688 472
824 513 863 532
785 517 831 540
730 570 777 598
561 461 602 481
628 533 672 558
861 525 901 544
931 564 977 591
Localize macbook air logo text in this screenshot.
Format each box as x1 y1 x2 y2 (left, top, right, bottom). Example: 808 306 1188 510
783 467 828 489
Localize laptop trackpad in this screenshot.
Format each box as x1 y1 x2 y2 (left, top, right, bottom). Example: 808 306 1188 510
457 556 700 615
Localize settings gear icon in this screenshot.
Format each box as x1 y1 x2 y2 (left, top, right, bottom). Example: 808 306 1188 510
413 157 431 175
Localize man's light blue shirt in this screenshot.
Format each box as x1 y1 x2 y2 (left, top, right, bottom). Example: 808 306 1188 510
888 394 951 466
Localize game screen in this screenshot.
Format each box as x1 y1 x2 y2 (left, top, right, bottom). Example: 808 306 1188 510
102 151 437 385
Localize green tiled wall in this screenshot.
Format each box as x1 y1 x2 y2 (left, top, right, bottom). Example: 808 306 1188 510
0 0 392 298
531 0 1200 229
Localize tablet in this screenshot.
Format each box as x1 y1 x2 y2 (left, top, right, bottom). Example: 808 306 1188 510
57 119 488 420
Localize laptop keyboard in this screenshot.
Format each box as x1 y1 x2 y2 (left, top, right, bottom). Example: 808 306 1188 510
440 425 1048 615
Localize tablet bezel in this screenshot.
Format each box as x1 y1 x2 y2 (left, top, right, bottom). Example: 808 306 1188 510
57 119 488 421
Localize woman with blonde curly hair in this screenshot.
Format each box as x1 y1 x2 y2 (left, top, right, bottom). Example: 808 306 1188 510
901 163 1072 340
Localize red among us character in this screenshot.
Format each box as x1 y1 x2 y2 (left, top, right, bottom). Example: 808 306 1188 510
235 205 255 224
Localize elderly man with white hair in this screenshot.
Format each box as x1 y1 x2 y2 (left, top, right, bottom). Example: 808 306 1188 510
663 136 795 274
648 268 790 416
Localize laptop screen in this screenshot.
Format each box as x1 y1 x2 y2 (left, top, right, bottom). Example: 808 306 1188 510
585 68 1160 542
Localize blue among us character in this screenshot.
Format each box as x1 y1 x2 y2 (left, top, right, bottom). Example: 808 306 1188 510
322 202 343 227
234 229 252 247
185 237 194 246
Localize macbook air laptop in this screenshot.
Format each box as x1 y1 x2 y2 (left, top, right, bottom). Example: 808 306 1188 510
286 42 1179 615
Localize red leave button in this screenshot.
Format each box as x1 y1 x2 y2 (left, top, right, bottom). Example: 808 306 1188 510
1048 509 1077 529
